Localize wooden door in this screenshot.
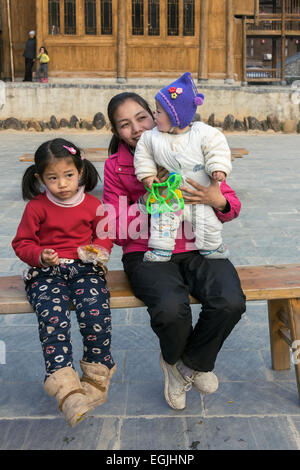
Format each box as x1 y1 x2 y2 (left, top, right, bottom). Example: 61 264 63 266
1 0 36 78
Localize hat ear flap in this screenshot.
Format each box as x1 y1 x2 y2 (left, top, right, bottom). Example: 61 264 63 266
194 94 204 106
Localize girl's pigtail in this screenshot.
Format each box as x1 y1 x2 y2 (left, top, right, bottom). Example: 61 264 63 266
22 164 42 200
81 159 100 192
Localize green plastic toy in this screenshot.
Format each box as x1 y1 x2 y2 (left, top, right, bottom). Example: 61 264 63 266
145 172 184 215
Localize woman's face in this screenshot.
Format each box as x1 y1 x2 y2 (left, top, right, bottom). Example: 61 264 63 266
113 99 155 148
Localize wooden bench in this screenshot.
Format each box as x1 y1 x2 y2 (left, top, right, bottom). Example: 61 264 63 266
19 147 249 163
0 263 299 401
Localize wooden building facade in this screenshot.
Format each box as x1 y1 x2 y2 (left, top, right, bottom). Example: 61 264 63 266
1 0 300 83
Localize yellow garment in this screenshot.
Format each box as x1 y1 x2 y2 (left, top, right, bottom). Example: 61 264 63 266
37 53 50 64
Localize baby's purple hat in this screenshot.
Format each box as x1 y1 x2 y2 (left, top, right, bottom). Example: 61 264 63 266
155 72 204 129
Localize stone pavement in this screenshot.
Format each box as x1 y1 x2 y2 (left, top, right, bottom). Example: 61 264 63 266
0 130 300 450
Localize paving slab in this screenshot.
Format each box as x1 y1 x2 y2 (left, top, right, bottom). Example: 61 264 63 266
0 131 300 450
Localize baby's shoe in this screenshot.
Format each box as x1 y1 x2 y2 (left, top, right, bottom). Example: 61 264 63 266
80 360 116 409
199 243 230 259
143 249 172 262
44 366 90 427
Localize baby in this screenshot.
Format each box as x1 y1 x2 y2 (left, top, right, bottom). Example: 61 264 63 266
134 72 232 262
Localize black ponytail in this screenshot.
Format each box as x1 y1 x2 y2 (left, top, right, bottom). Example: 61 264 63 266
22 164 42 200
80 158 100 192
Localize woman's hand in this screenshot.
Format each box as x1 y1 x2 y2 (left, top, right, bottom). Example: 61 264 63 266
41 248 59 266
180 177 227 211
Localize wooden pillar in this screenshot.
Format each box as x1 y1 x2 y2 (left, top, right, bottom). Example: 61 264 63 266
36 0 43 56
198 0 209 82
6 0 14 81
117 0 127 83
241 16 247 86
1 0 9 79
272 39 277 80
281 0 286 85
225 0 234 84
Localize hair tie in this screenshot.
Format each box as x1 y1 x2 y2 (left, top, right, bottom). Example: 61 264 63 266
63 145 77 155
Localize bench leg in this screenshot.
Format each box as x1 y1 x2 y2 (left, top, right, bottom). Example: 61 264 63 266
268 299 291 371
287 299 300 402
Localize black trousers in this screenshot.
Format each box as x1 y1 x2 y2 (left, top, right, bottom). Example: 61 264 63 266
24 58 34 81
123 251 246 372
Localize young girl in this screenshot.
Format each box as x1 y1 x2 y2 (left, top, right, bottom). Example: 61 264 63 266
37 46 50 83
12 138 116 427
134 72 232 262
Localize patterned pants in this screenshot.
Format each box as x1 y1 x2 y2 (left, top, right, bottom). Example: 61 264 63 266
25 261 115 380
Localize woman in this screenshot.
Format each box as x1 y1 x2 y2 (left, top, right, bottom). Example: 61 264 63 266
103 92 246 410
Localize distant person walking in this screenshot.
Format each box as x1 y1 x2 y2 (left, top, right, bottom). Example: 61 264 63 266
23 30 36 82
37 46 50 83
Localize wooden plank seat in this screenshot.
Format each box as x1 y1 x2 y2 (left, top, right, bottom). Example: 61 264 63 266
19 147 249 163
0 263 299 401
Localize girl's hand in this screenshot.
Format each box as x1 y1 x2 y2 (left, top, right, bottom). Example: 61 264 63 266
41 248 59 266
181 177 227 211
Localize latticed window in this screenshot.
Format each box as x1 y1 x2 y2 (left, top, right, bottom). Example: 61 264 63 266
85 0 96 35
48 0 60 34
167 0 179 36
64 0 76 35
132 0 144 35
148 0 160 36
183 0 194 36
101 0 113 35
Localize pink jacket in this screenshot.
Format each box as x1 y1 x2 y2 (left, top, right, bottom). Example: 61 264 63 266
103 142 241 255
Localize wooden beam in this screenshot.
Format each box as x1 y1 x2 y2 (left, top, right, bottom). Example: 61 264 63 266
268 299 291 370
198 0 209 81
226 0 234 83
117 0 127 82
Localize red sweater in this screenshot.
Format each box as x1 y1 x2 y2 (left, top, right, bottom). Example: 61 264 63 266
12 192 113 268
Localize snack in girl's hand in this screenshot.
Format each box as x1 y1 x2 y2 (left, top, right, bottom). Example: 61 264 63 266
78 244 110 271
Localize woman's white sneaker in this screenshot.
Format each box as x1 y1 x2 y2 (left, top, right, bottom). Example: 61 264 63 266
159 354 193 410
192 371 219 394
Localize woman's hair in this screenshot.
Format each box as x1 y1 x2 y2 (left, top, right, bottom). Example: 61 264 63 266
39 46 48 55
107 92 154 155
22 138 100 200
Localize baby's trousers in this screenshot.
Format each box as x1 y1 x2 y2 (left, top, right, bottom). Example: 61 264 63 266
25 261 114 380
148 203 223 253
123 251 246 372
